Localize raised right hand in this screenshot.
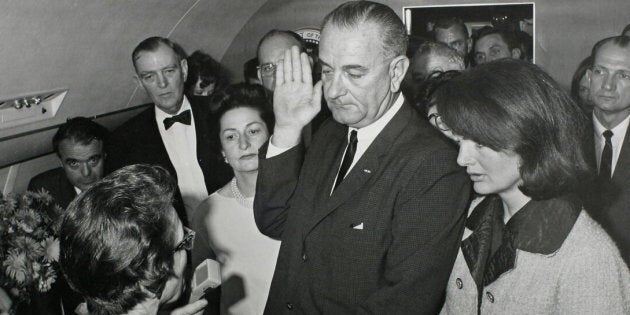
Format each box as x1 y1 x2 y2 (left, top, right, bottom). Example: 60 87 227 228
272 46 322 148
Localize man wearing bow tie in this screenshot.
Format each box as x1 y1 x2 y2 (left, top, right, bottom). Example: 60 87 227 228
107 37 232 225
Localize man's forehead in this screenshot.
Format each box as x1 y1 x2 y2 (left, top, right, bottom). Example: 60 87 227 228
134 44 180 70
259 35 300 63
319 23 384 64
436 27 466 41
59 139 103 155
594 43 630 67
476 34 506 49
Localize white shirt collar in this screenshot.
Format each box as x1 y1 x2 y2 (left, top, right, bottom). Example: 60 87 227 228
348 93 405 141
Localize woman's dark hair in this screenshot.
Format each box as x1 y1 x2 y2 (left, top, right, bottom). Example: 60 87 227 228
434 59 591 200
59 164 179 314
413 70 462 116
209 83 274 152
184 50 228 96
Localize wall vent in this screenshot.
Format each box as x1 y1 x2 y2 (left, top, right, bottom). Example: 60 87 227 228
0 89 67 129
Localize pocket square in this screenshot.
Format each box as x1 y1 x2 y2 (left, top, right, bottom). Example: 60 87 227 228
351 222 364 230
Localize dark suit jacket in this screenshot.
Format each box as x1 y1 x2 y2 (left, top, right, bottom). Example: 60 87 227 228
28 167 76 211
27 168 83 315
106 99 232 225
584 122 630 266
254 102 470 314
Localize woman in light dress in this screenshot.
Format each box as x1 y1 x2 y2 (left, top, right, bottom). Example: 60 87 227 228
192 83 279 315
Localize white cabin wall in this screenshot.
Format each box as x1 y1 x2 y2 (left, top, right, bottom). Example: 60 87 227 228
0 0 268 194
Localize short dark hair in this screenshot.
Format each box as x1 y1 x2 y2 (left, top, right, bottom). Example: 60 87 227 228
433 17 469 39
434 59 591 200
184 50 228 95
591 35 630 60
244 57 259 81
413 70 462 115
571 55 593 100
321 1 408 57
256 30 305 60
475 26 523 55
209 83 274 151
59 164 179 314
132 36 187 72
622 23 630 36
52 117 108 157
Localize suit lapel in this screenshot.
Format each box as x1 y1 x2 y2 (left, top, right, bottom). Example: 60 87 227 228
612 124 630 183
304 103 414 236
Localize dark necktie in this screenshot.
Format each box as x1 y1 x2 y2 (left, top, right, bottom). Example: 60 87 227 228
334 130 358 190
163 110 191 130
599 130 613 181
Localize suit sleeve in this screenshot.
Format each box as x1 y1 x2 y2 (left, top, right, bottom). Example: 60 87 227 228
359 148 470 314
253 141 305 240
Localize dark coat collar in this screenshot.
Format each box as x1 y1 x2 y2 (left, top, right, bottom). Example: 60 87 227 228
462 194 582 290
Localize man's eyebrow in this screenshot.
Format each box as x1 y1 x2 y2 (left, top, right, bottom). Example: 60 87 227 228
342 64 368 72
319 59 368 71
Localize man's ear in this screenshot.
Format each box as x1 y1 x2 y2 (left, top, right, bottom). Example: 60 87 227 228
257 68 263 83
389 55 410 93
180 58 188 81
511 48 522 60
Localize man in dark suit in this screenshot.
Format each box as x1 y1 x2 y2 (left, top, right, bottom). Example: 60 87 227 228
254 1 470 313
584 35 630 266
27 117 106 315
29 117 108 212
107 37 232 226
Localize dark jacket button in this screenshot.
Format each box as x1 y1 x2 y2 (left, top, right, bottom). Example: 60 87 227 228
455 278 463 289
287 302 294 310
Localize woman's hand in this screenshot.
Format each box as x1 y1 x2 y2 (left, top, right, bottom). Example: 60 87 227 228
169 299 208 315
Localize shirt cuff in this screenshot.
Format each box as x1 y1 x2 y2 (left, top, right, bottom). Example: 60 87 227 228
266 135 295 158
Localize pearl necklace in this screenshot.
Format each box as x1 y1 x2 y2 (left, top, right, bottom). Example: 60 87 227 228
230 177 251 208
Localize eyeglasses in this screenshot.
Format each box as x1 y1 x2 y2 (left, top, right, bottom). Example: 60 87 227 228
427 113 451 132
256 63 276 77
173 226 195 253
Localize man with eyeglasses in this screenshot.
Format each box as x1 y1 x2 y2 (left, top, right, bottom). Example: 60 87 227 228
59 164 206 314
254 1 470 313
256 29 330 144
256 30 305 94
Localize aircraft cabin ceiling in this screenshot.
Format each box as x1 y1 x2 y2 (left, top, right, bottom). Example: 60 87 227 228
1 0 630 168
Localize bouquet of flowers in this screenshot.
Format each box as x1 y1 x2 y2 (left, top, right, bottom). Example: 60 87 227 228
0 190 63 309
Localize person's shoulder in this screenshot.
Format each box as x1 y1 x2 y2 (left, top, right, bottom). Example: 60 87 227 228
560 210 627 266
111 105 155 135
28 167 65 191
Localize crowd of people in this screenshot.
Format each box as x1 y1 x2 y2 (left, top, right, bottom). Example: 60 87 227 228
3 1 630 314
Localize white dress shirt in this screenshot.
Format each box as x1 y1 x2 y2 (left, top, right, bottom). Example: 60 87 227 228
593 113 630 176
155 97 208 219
266 94 405 193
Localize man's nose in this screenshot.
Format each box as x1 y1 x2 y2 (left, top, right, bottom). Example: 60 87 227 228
602 74 616 91
156 73 168 88
80 163 92 177
325 73 346 99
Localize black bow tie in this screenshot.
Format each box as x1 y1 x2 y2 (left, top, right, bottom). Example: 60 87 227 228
163 110 191 130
